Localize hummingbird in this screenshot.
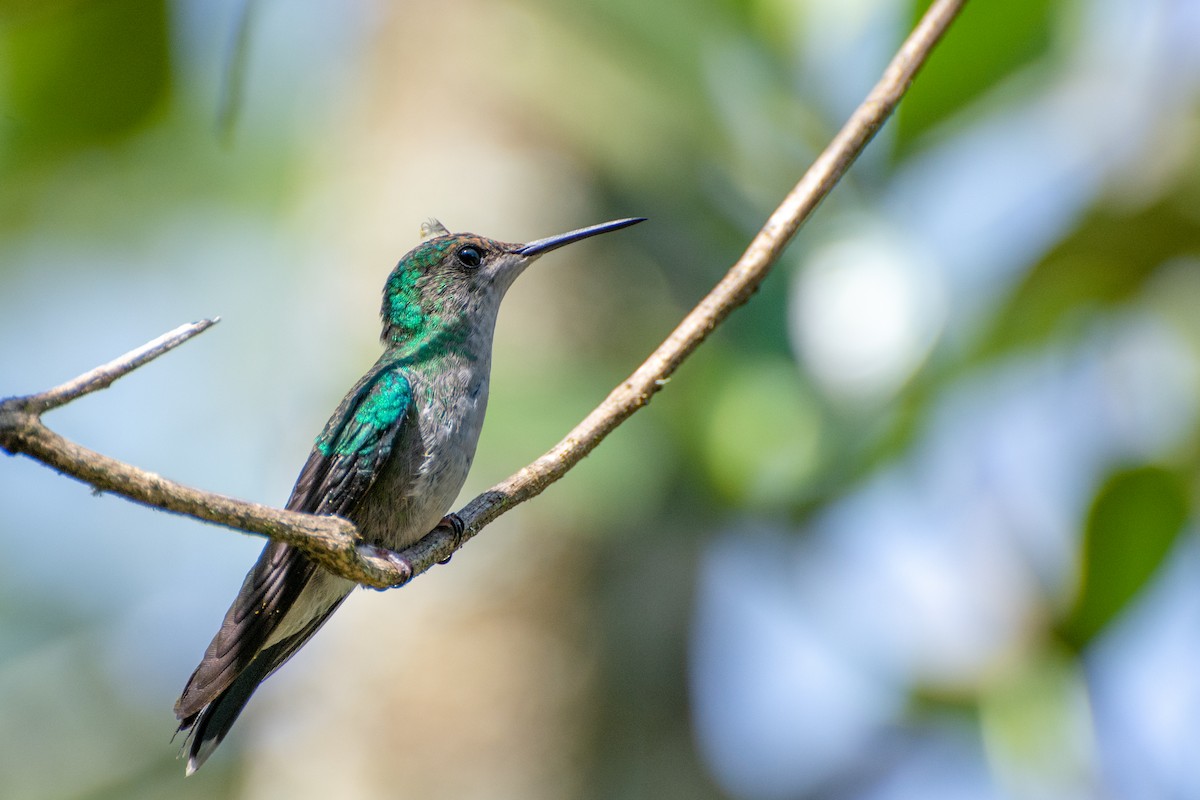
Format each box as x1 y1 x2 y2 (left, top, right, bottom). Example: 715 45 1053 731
174 216 644 774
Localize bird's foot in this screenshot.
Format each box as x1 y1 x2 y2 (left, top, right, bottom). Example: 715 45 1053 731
436 513 466 565
359 544 413 589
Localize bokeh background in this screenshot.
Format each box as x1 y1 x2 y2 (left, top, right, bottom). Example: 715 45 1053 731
3 0 1200 797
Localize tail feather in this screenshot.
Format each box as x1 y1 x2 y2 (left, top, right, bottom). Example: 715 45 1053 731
175 543 317 722
174 542 350 772
180 649 277 774
175 563 349 774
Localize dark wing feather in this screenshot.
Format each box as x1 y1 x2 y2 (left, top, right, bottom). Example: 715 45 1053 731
178 596 346 773
175 540 315 721
175 363 414 760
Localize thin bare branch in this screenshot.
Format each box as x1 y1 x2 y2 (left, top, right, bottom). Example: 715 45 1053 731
33 319 220 413
0 0 968 589
394 0 971 578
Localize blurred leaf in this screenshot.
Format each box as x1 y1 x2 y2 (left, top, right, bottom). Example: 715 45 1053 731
0 0 78 20
1059 465 1189 650
896 0 1054 149
0 0 169 162
976 197 1200 359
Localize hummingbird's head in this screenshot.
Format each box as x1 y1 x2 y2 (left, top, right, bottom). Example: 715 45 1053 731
380 217 644 350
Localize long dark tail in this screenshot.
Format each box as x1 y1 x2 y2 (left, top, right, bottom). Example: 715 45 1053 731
177 643 277 774
175 540 353 773
176 594 346 774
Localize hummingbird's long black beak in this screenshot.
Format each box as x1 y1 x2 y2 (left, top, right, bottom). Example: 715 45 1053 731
516 217 646 257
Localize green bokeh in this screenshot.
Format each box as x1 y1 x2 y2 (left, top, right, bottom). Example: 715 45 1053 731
898 0 1056 149
1060 465 1190 650
1 0 170 160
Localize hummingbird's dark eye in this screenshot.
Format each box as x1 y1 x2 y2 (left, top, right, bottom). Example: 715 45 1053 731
456 246 483 268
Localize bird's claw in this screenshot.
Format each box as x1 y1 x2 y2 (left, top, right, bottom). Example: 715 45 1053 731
359 544 413 589
437 513 465 565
